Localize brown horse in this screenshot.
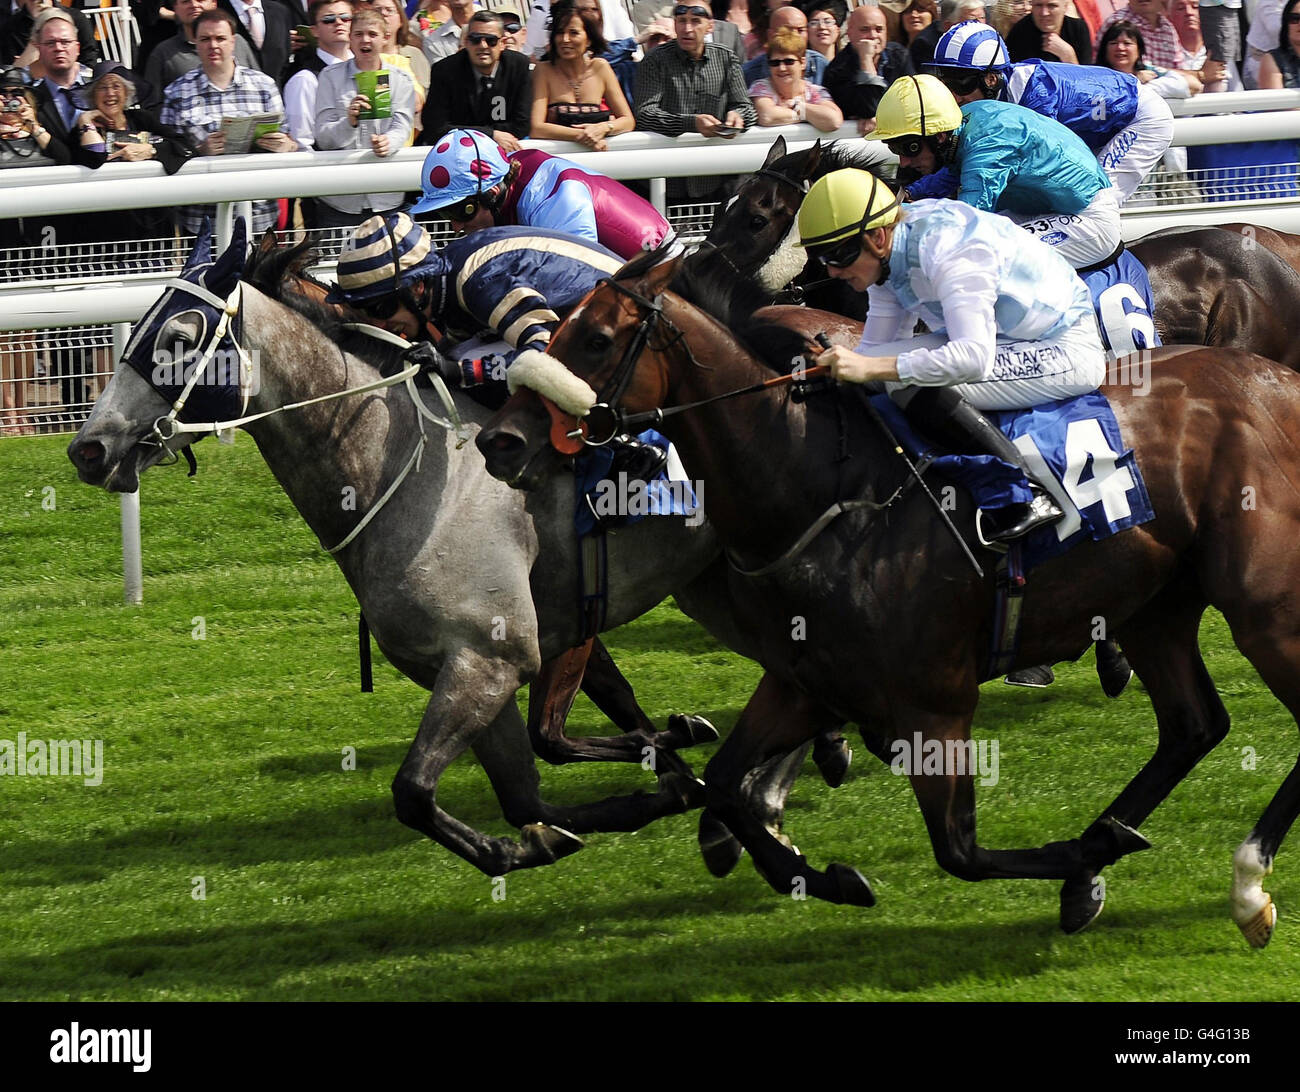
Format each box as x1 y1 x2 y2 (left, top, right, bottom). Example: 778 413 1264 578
477 249 1300 947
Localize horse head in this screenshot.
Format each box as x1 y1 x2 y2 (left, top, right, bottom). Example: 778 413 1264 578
69 220 251 492
706 136 820 294
478 251 686 491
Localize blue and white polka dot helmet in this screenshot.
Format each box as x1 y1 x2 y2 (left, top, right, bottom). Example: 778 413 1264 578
930 21 1012 73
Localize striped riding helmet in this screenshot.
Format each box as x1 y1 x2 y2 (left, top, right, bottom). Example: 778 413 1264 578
930 22 1012 73
326 212 447 304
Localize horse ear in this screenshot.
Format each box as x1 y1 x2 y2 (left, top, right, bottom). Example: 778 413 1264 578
182 218 213 272
204 217 248 297
643 253 684 298
762 135 787 170
256 227 279 259
805 140 822 180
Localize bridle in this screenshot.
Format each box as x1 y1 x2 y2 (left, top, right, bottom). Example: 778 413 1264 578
553 272 829 453
126 265 469 554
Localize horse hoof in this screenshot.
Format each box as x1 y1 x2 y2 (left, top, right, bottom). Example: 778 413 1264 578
1060 872 1104 935
667 713 720 747
659 771 707 810
1237 895 1277 949
826 862 876 907
813 737 853 788
521 822 584 863
1096 642 1134 698
699 810 744 877
1005 664 1055 688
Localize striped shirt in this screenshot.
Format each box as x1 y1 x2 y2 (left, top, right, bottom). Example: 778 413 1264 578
161 65 289 233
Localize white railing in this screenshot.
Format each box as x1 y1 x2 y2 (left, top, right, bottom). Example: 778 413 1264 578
82 3 140 68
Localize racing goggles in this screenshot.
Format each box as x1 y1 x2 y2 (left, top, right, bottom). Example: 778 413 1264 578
884 135 925 158
359 293 404 320
811 233 864 269
435 195 485 222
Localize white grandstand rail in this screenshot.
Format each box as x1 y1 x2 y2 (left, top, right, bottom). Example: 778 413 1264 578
1167 89 1300 115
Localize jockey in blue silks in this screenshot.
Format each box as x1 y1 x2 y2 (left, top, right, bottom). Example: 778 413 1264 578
928 23 1167 357
874 73 1158 356
327 211 667 479
874 73 1123 272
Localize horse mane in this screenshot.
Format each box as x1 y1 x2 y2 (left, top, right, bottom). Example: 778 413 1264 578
243 235 409 375
810 140 894 181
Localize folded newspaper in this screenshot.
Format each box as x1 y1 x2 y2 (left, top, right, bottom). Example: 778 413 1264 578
219 112 283 154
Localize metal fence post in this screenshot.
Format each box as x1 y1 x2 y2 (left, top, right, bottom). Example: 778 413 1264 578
111 320 143 605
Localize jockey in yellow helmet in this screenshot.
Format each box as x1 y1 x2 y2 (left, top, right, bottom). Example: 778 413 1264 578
874 73 1123 271
799 168 1111 543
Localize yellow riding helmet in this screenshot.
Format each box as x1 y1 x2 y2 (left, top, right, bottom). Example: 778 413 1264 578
799 169 901 251
873 73 964 142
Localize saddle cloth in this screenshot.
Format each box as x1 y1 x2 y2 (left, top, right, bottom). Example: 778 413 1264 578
873 389 1155 571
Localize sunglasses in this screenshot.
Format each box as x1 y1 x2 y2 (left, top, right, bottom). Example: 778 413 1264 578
769 56 800 67
468 32 501 44
813 234 864 269
319 12 351 23
885 136 924 158
502 20 521 32
673 5 711 17
1289 11 1300 22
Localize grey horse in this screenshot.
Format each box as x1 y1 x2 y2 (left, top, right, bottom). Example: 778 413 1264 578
66 223 829 876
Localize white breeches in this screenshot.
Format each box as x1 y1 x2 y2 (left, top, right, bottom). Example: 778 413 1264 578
1005 186 1123 270
880 316 1107 410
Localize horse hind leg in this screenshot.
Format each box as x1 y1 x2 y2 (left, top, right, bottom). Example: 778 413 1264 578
1057 589 1227 934
1217 612 1300 947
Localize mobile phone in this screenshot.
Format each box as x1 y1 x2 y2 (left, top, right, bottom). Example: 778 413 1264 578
295 24 316 46
714 125 741 137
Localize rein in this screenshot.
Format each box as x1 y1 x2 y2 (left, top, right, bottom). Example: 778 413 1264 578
573 274 830 446
139 274 470 555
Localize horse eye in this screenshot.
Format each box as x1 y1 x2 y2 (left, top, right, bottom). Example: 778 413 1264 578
586 332 613 353
749 214 767 231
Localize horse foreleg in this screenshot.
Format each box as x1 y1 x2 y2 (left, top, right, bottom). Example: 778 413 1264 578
700 672 876 907
393 649 582 876
474 695 707 836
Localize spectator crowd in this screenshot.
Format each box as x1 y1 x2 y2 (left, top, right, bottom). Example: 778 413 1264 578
1 0 1279 233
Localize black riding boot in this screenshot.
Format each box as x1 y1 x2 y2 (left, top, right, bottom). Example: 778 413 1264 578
892 386 1063 545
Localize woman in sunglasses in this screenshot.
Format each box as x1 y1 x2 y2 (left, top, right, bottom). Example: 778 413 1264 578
747 27 842 130
800 168 1106 543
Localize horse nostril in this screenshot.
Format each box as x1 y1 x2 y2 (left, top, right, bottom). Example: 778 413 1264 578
68 440 105 471
481 430 524 455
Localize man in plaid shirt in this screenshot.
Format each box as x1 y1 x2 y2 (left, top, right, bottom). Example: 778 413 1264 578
634 3 756 202
161 8 298 234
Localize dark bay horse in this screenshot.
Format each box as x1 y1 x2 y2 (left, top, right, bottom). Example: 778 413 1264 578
65 224 828 878
712 140 1300 372
478 249 1300 948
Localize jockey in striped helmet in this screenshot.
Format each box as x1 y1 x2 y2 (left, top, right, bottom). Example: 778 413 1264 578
929 21 1174 204
327 211 669 479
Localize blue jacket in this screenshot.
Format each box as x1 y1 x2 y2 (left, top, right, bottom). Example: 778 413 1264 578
422 227 624 354
1004 60 1140 152
955 99 1110 215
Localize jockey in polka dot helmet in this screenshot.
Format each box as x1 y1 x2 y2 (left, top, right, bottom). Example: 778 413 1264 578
411 128 513 227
